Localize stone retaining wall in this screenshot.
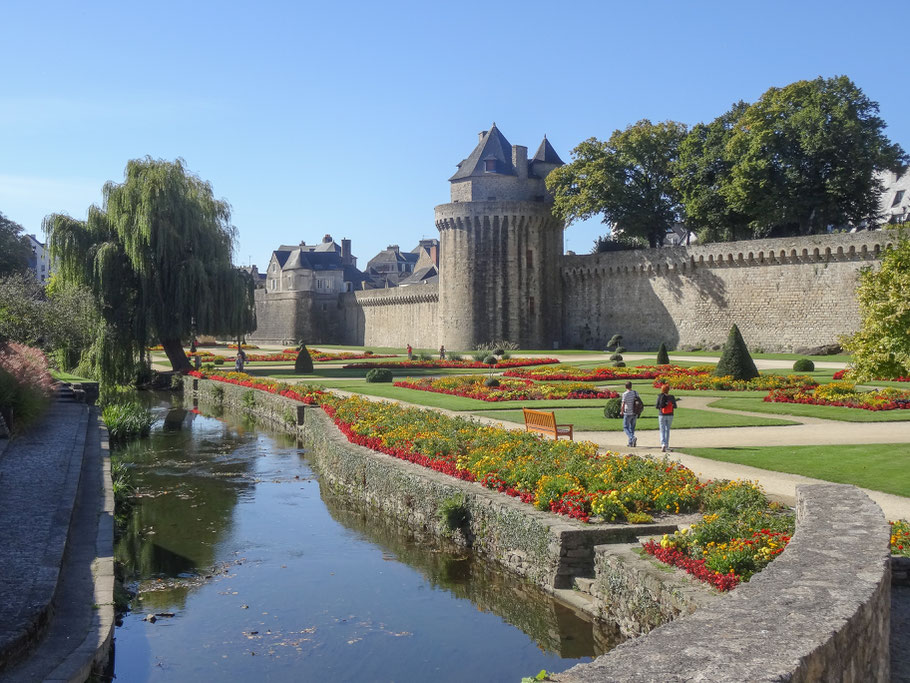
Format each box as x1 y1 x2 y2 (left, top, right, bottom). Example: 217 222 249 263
553 484 892 682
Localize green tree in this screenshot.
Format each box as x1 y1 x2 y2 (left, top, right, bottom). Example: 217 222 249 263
547 120 689 248
723 76 906 237
655 342 670 365
0 212 33 276
45 158 256 381
674 101 754 242
294 341 314 374
843 227 910 380
714 324 759 380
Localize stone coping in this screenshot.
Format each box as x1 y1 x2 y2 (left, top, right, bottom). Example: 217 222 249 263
553 483 892 682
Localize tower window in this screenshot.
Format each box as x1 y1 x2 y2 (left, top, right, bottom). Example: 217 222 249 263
526 249 533 267
484 158 496 172
529 296 535 315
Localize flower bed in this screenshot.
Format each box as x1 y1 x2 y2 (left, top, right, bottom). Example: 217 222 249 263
343 357 559 370
503 364 702 381
187 370 325 404
392 376 618 402
892 520 910 557
764 381 910 411
833 369 910 382
655 367 817 391
281 349 398 362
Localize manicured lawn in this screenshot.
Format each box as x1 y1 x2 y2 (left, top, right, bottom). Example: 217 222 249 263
474 407 797 431
683 444 910 498
707 396 910 422
668 350 853 363
51 370 94 382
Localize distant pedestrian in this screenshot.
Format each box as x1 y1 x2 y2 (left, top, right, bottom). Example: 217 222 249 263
620 381 642 447
655 384 678 452
235 348 246 373
439 345 446 360
407 344 413 361
190 339 197 354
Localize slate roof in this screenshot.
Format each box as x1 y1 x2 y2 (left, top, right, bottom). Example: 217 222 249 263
531 135 563 165
449 123 517 181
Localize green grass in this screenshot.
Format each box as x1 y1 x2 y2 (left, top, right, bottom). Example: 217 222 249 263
668 350 852 363
707 397 910 422
474 406 796 431
50 370 94 382
683 444 910 498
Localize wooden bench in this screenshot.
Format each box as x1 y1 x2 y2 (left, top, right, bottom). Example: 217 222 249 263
522 408 573 441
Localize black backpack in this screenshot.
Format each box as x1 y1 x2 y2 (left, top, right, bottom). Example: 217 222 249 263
633 393 644 417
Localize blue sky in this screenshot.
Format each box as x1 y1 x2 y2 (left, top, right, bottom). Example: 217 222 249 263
2 0 908 269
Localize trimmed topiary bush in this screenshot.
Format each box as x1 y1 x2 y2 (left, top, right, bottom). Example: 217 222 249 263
493 348 505 356
603 397 622 418
714 324 759 381
483 377 500 387
793 358 815 372
656 342 670 365
615 346 626 354
365 368 393 383
484 355 498 365
607 334 623 350
213 356 225 365
295 342 314 374
609 353 623 361
612 361 626 368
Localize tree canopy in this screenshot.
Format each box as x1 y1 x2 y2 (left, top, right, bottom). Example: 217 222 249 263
547 120 689 248
45 157 256 381
0 212 33 277
721 76 906 237
842 227 910 381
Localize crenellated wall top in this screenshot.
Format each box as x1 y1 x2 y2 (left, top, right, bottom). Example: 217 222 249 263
346 283 439 307
435 200 560 223
560 231 893 279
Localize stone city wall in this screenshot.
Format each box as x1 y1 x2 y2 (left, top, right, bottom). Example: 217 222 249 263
249 290 343 345
560 232 891 352
337 284 439 349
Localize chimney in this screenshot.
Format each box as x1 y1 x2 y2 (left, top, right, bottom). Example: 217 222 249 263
323 234 333 243
512 145 528 179
478 130 487 143
341 238 352 266
430 242 438 266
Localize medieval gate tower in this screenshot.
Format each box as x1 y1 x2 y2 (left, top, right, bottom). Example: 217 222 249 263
435 124 565 350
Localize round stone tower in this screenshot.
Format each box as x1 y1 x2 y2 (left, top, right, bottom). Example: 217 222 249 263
435 125 565 351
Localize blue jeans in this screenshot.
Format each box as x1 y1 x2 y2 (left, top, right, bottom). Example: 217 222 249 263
658 414 674 448
623 415 637 445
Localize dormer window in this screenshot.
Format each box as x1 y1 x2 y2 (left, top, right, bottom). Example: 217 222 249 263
483 156 497 173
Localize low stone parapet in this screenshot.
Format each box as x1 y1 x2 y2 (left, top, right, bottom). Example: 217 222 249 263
553 484 892 682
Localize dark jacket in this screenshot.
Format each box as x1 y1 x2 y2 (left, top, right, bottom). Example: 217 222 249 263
656 393 677 414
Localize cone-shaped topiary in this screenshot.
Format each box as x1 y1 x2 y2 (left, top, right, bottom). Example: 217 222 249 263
714 324 759 380
294 342 314 374
656 342 670 365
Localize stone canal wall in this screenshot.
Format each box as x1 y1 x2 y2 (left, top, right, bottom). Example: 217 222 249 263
186 377 894 680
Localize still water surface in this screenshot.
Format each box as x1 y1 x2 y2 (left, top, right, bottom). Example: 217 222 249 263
113 398 622 681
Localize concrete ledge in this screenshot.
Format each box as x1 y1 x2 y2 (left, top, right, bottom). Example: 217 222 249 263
553 484 892 682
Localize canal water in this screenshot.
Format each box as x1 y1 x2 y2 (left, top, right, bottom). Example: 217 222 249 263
112 397 623 681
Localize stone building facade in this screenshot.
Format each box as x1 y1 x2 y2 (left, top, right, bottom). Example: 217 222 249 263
251 125 889 352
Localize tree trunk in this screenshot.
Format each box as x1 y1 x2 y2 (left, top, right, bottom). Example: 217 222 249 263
161 337 191 373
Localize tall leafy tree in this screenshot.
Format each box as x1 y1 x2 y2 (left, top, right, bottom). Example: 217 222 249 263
0 212 33 276
674 101 754 242
723 76 907 236
45 157 256 381
547 120 688 247
842 227 910 381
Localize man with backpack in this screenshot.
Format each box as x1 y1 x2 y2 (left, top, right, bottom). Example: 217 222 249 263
620 381 643 447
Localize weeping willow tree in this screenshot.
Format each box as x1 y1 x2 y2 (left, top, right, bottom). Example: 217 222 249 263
44 158 256 382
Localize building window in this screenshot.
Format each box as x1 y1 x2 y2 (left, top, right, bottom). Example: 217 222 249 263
526 249 533 267
270 279 276 291
893 190 906 207
484 158 496 172
529 296 535 316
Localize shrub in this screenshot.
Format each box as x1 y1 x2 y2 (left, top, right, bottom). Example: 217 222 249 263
494 348 505 356
714 324 759 380
201 362 215 371
500 351 511 360
607 334 623 350
294 342 314 374
615 346 626 354
365 368 393 383
471 351 487 363
102 401 153 444
438 494 469 531
603 397 622 418
656 342 670 365
241 390 256 409
609 353 623 361
364 350 374 356
612 361 626 367
483 377 500 387
448 353 463 361
484 355 498 365
213 356 225 366
792 358 815 372
417 352 433 361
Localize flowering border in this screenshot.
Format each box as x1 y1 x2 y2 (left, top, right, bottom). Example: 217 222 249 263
392 376 618 402
343 358 560 370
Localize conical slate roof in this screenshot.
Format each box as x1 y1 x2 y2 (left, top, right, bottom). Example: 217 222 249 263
449 123 517 181
532 135 563 165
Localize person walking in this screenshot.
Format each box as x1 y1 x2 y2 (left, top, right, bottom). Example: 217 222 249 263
620 381 641 447
235 347 246 373
655 384 678 452
406 344 413 361
439 345 446 360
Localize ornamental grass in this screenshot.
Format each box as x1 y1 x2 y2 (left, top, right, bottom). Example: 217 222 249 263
765 382 910 411
343 358 559 370
393 375 617 402
655 367 817 391
502 364 700 382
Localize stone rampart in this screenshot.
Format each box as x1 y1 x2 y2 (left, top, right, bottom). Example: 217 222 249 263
554 484 892 682
561 232 891 352
337 284 439 348
250 290 343 345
